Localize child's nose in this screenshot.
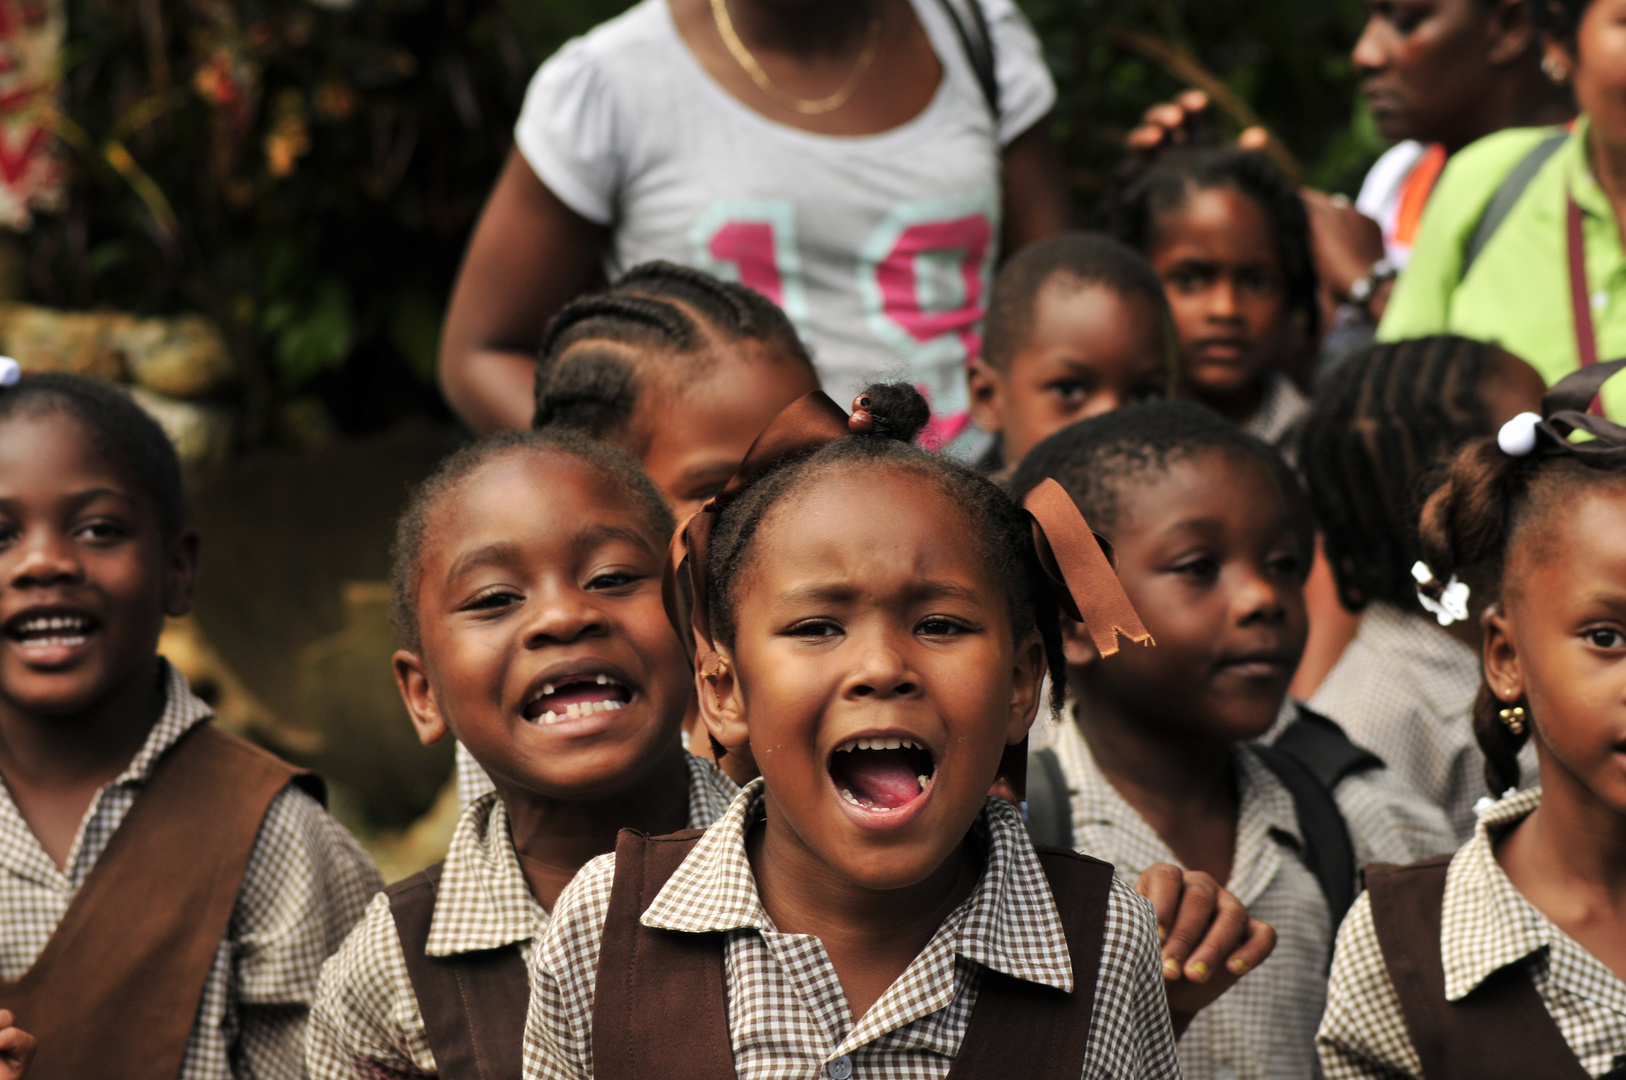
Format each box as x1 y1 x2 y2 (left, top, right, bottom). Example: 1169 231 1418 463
1207 280 1241 319
1233 570 1288 624
845 633 920 699
10 530 84 588
522 589 608 645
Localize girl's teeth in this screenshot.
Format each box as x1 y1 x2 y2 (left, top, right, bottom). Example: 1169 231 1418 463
917 775 929 791
841 788 859 804
542 683 555 696
596 674 608 685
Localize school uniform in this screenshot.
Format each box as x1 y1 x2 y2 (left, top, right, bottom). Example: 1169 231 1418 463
456 740 496 807
1309 602 1535 840
1047 707 1456 1080
307 753 737 1079
0 661 381 1080
1242 370 1310 456
524 779 1181 1080
1318 788 1626 1078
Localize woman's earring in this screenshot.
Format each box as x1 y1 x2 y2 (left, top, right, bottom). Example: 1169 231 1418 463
1542 56 1569 83
1499 705 1527 736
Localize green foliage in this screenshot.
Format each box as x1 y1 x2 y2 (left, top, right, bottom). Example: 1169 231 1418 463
30 0 1377 430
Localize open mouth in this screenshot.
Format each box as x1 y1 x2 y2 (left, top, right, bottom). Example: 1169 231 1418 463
522 672 632 725
828 736 937 812
5 612 97 654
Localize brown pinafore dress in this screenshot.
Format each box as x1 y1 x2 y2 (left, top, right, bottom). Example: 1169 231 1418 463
1366 857 1626 1080
0 722 320 1080
589 828 1118 1080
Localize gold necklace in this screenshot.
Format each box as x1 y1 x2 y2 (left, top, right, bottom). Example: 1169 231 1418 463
709 0 883 116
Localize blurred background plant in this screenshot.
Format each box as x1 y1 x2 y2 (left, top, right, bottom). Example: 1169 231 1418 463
26 0 1378 434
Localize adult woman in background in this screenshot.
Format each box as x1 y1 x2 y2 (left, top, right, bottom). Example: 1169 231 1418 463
1379 0 1626 417
439 0 1069 437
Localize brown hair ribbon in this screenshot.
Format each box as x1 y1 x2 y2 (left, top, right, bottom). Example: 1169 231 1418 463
1529 356 1626 465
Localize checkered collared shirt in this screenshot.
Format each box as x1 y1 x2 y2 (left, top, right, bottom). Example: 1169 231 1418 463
1049 712 1454 1080
0 661 381 1080
1243 370 1310 454
455 740 495 808
1308 602 1536 840
308 752 737 1079
1318 787 1626 1078
523 779 1180 1080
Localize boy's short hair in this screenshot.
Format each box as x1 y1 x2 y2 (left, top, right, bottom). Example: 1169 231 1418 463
534 261 815 441
1009 400 1314 554
0 373 187 537
389 429 675 652
981 232 1174 372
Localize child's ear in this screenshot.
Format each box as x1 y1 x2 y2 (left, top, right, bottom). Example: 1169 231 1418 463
1486 0 1536 65
1481 602 1523 703
161 528 201 619
1060 614 1101 669
1006 632 1047 745
966 359 1006 435
393 649 450 746
696 645 750 759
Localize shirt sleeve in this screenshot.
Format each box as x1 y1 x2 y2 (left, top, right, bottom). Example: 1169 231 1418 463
229 785 385 1078
513 37 625 225
1378 128 1562 344
306 892 437 1080
1334 769 1459 870
524 853 618 1080
979 0 1056 145
1317 892 1424 1080
1082 880 1181 1079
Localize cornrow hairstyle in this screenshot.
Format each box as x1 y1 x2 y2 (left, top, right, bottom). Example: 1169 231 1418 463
1300 336 1503 613
1008 400 1315 559
702 382 1071 712
981 231 1178 376
1417 382 1626 796
1093 144 1321 344
390 429 675 652
0 372 186 537
533 261 814 441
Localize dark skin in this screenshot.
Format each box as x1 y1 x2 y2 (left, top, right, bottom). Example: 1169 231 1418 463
703 465 1273 1027
1484 485 1626 981
966 282 1173 468
0 413 198 870
1549 0 1626 252
1147 190 1291 427
1068 452 1309 887
439 0 1071 435
393 453 697 909
0 1011 33 1080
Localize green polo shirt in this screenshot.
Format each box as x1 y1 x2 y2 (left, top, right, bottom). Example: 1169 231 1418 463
1378 120 1626 418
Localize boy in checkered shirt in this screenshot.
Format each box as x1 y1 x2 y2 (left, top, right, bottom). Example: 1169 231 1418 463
524 384 1277 1080
307 430 738 1079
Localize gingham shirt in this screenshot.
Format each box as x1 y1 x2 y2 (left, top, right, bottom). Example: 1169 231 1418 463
1243 371 1310 455
1308 602 1536 840
1050 710 1456 1080
524 780 1180 1080
309 752 737 1079
1318 787 1626 1078
0 661 381 1080
455 740 495 808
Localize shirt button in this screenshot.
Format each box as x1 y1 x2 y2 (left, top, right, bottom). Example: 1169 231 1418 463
827 1055 853 1079
1593 289 1610 312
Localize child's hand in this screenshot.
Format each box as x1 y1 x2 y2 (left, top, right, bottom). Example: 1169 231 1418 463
1134 864 1276 1038
0 1011 36 1079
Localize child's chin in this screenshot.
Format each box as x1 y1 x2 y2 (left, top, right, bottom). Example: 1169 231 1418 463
0 669 112 717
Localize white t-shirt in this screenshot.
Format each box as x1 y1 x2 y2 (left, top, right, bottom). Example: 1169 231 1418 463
1355 139 1441 270
514 0 1056 415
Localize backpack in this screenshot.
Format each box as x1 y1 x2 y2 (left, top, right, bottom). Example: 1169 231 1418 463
1025 704 1382 931
1457 129 1568 282
934 0 999 121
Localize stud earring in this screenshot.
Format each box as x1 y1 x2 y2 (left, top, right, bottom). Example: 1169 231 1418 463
1499 705 1527 736
1542 55 1569 83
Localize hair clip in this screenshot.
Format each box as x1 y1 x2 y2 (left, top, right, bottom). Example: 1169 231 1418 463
847 395 875 434
1472 787 1519 819
1497 411 1541 457
1411 560 1470 626
0 357 19 387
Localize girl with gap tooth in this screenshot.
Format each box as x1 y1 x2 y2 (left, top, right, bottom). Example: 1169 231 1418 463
306 430 739 1080
523 384 1278 1080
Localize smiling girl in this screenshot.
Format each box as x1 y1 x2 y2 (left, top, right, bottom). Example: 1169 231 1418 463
522 385 1273 1078
308 430 738 1079
1318 360 1626 1077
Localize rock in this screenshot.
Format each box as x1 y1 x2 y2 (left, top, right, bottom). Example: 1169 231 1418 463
0 303 235 399
129 386 235 479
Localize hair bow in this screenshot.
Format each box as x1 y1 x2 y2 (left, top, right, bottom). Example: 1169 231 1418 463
1498 356 1626 463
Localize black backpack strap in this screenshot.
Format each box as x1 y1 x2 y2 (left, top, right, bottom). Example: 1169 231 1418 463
1252 738 1362 935
933 0 1000 121
1460 129 1568 281
1024 746 1073 849
1276 704 1385 788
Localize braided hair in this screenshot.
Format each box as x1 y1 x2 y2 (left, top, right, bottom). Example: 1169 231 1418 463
1417 391 1626 795
703 382 1070 712
0 373 186 537
1093 145 1320 344
534 261 814 441
389 429 674 652
1300 336 1505 613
